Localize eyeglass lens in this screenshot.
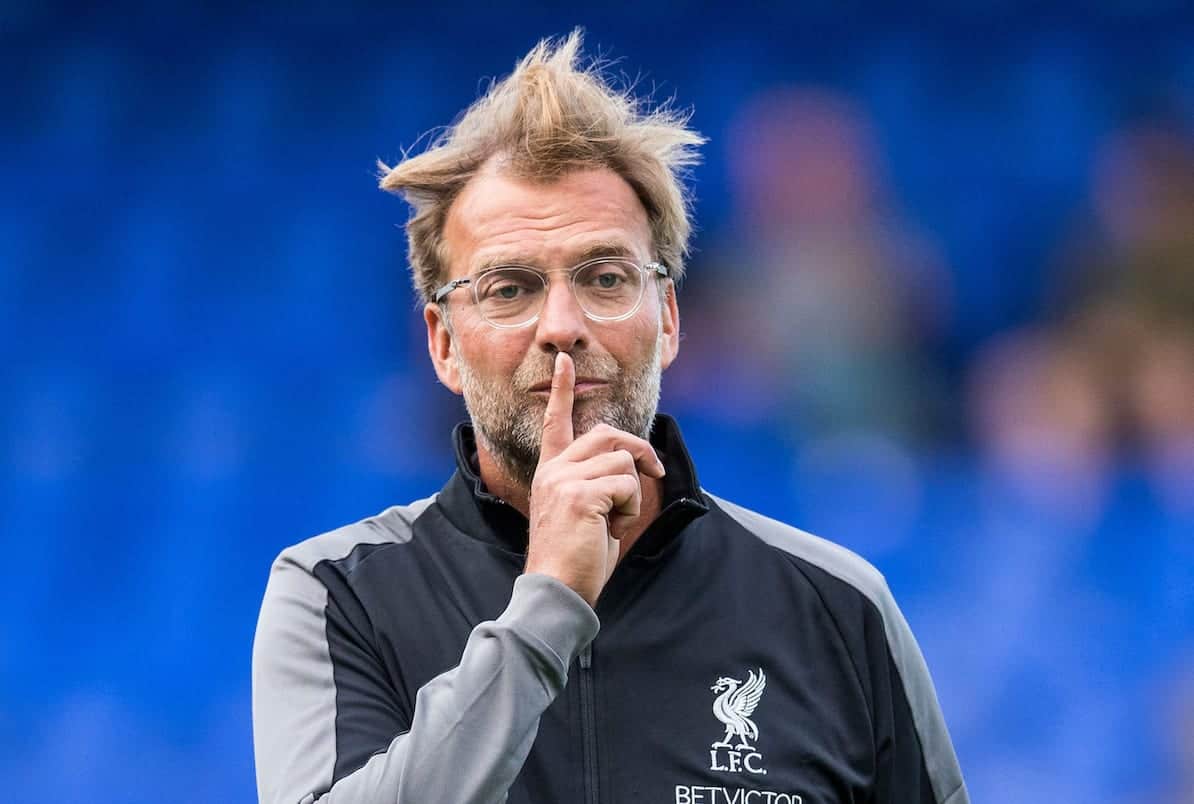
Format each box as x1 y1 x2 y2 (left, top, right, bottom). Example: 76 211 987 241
473 260 645 326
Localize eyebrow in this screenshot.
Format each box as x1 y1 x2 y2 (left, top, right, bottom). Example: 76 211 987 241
473 241 639 274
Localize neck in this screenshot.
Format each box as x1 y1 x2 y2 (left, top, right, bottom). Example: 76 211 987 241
475 439 664 561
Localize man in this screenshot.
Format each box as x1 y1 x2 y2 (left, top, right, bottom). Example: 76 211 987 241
252 31 969 804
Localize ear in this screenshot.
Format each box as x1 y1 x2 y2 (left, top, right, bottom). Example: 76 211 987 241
659 281 680 370
425 303 463 394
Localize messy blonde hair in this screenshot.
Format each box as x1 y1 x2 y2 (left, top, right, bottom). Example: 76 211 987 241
378 29 706 304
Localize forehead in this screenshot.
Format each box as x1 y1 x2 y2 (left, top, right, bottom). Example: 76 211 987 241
442 165 652 276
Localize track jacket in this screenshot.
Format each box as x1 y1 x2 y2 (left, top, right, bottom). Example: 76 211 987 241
252 415 969 804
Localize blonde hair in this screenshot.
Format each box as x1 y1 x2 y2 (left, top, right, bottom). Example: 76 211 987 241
377 29 706 304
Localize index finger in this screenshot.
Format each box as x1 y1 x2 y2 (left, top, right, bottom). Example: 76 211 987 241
539 351 575 462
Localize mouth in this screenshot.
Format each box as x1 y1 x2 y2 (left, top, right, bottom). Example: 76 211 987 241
527 377 610 396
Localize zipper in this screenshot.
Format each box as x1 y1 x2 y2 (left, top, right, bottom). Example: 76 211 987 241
579 642 599 804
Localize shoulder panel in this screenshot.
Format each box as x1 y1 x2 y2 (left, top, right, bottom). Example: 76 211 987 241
707 492 968 804
277 495 438 573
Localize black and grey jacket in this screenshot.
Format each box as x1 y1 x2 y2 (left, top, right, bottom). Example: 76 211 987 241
252 415 969 804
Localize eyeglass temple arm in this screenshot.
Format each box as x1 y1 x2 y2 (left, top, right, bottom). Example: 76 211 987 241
433 277 471 304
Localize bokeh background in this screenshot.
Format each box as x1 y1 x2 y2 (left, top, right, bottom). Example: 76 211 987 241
3 3 1193 802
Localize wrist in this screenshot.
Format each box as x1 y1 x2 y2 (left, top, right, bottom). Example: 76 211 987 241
522 558 597 607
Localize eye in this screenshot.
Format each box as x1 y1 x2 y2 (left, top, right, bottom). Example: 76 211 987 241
577 260 635 292
476 268 543 303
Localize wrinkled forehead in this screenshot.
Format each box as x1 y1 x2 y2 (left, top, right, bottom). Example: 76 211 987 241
442 163 652 278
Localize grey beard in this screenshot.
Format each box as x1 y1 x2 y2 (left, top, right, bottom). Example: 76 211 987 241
455 336 663 489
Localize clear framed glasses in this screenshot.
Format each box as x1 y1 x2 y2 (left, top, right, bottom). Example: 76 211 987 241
433 258 669 329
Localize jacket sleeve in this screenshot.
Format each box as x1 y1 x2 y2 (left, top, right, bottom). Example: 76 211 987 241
865 579 970 804
251 555 599 804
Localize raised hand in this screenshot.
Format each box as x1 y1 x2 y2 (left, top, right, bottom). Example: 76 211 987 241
524 352 666 607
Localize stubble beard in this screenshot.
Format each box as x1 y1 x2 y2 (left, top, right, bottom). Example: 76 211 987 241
454 333 664 489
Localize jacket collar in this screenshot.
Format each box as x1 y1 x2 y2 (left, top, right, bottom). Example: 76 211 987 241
437 414 709 560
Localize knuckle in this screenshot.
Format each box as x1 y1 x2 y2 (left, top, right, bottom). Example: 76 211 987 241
531 465 560 494
560 480 587 504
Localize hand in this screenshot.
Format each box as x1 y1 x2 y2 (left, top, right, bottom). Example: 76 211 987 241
524 352 666 607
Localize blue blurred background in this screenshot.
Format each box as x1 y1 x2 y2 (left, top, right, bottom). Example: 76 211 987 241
3 3 1193 802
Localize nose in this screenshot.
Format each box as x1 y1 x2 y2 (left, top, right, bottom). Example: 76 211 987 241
534 277 588 354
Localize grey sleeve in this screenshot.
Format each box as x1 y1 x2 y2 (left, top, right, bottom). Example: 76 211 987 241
252 561 600 804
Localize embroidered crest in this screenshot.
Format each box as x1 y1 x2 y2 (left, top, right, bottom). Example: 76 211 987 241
709 668 768 775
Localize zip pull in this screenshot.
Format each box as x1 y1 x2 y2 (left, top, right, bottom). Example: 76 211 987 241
579 642 593 669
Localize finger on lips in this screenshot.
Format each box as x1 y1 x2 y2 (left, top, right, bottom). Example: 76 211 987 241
539 351 665 479
540 351 575 462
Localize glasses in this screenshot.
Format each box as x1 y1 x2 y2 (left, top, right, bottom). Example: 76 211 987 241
433 258 669 329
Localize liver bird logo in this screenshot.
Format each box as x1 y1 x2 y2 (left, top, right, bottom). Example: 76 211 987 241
710 668 767 751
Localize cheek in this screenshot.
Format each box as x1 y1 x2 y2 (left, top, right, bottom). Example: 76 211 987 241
594 320 660 372
457 326 529 376
625 311 664 354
